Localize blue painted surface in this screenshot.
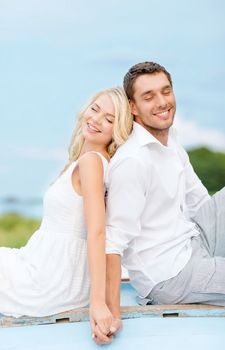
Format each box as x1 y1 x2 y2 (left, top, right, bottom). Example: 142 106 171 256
1 283 225 349
120 282 137 306
0 317 225 350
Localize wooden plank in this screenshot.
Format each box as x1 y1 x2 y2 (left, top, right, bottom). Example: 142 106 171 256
1 303 225 328
1 281 224 327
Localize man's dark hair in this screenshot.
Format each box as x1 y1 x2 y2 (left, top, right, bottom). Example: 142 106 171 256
123 61 172 100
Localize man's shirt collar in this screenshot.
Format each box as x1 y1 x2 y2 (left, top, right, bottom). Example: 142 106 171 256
132 121 178 148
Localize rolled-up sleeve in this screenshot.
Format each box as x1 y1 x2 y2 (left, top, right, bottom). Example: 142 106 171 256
106 156 148 256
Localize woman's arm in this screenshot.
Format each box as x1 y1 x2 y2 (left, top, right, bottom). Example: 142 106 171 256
77 152 113 344
106 253 121 319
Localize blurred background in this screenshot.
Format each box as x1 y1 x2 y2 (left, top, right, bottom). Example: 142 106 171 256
1 0 225 247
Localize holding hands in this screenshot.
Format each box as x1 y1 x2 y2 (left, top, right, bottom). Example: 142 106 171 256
89 302 122 345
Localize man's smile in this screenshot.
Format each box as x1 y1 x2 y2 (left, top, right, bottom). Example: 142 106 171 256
153 108 172 120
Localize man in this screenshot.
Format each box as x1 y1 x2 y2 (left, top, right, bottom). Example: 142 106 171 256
94 61 225 344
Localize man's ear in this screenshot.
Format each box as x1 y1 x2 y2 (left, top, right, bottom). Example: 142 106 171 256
129 100 137 116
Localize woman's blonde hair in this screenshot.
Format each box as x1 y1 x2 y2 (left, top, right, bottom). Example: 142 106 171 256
62 87 133 173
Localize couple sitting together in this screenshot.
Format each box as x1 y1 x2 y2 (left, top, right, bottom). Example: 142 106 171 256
0 61 224 345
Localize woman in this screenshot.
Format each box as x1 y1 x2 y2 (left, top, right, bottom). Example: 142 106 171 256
0 87 133 336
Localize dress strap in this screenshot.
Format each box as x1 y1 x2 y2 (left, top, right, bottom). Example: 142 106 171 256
78 151 109 181
79 151 108 164
90 151 109 165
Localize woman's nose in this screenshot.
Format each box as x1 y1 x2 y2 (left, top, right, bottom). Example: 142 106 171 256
91 112 103 124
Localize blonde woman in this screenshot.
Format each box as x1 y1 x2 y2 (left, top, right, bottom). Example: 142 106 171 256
0 87 133 342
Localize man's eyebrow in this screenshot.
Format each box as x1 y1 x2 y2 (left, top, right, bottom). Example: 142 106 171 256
162 84 172 90
94 103 115 118
140 84 172 97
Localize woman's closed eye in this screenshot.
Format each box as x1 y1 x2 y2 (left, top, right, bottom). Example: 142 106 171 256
105 117 113 124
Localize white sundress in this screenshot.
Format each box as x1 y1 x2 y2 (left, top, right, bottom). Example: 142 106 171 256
0 152 108 317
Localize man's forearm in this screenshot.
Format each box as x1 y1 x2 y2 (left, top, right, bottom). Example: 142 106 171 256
106 254 121 319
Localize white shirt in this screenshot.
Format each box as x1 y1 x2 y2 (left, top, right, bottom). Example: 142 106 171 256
105 122 210 298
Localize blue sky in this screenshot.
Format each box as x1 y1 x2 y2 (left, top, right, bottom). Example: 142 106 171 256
1 0 225 198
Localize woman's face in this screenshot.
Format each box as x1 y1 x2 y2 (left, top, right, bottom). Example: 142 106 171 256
82 94 115 147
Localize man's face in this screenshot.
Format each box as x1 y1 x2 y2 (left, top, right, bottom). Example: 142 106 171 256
130 72 176 135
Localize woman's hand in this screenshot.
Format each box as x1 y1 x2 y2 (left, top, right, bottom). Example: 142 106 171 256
89 301 114 345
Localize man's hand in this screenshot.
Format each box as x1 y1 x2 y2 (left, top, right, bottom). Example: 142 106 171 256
110 318 123 335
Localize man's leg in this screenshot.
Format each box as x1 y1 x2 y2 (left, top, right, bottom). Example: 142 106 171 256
147 187 225 306
148 236 225 306
193 187 225 256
